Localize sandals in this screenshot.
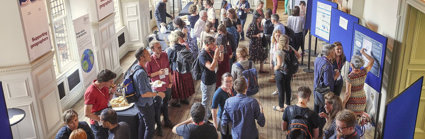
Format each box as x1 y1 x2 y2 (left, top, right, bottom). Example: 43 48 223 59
273 106 284 112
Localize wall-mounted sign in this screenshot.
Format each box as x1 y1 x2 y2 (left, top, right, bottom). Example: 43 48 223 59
19 0 52 62
96 0 114 21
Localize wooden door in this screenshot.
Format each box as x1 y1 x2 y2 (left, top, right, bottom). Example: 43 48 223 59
394 5 425 138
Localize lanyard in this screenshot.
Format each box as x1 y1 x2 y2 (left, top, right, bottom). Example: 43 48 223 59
153 56 162 69
206 49 214 59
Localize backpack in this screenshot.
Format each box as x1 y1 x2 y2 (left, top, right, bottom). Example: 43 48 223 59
284 26 296 46
283 48 299 75
191 55 203 80
121 65 142 103
263 19 274 35
235 62 259 96
176 48 194 74
287 106 313 139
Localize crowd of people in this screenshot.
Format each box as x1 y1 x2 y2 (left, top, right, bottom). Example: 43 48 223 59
55 0 375 139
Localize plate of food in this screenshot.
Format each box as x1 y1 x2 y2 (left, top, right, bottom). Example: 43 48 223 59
150 80 165 88
110 96 134 111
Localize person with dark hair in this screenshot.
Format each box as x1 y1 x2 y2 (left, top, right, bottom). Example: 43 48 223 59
205 0 217 31
235 0 250 40
146 40 174 136
211 73 235 139
133 46 166 139
166 30 195 107
253 1 265 18
220 1 229 23
56 109 94 139
221 77 265 139
282 86 319 139
100 109 130 139
262 8 274 65
299 1 306 17
330 109 361 139
287 6 305 52
227 8 242 34
199 21 216 49
188 4 200 29
332 42 346 96
155 0 173 30
172 102 218 139
247 14 268 73
224 17 239 64
216 24 235 88
174 17 189 36
199 36 224 121
84 69 117 139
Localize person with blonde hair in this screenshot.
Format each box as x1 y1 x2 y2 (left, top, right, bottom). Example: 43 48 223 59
231 46 253 81
273 35 300 112
269 29 282 83
167 30 195 107
319 92 344 138
69 128 87 139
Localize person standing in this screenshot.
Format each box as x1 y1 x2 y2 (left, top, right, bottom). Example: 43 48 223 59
332 42 346 96
132 46 166 139
287 6 305 52
155 0 173 30
271 14 286 35
330 110 361 139
99 109 131 139
253 1 264 18
215 24 235 88
167 30 196 107
199 36 223 121
205 0 217 31
145 40 174 136
227 8 242 36
272 0 278 14
172 102 218 139
193 10 208 42
221 77 265 139
235 0 250 40
211 73 235 139
223 18 239 64
231 46 253 81
188 5 200 29
56 109 94 139
246 14 268 73
84 69 117 139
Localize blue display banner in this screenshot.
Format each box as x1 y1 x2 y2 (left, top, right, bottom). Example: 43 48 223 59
310 0 338 43
383 77 423 139
351 24 387 92
329 8 359 62
304 0 313 31
0 82 12 139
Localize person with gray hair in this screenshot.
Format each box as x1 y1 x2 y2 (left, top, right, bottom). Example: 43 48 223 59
166 30 195 107
343 48 374 118
313 43 339 136
192 10 208 42
271 14 286 35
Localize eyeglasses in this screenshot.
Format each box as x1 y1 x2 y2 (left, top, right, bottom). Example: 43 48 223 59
336 125 350 131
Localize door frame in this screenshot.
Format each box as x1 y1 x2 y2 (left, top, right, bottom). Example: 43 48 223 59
390 0 425 98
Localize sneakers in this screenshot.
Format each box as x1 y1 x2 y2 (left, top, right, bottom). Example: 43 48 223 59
272 91 278 96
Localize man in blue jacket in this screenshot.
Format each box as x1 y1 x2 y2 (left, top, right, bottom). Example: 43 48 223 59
155 0 174 30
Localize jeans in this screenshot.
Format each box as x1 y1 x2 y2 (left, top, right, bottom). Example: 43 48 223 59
137 104 155 139
90 122 108 139
201 82 216 121
240 18 247 39
275 71 292 108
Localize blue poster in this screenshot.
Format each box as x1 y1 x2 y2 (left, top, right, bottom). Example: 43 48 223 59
0 82 13 138
329 8 359 62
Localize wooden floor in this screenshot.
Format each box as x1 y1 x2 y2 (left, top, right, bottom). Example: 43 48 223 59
71 6 375 139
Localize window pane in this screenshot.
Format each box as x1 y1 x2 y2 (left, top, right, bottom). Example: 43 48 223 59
50 0 66 19
54 19 71 67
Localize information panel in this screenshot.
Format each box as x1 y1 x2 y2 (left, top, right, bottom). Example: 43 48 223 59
310 0 338 42
0 82 12 139
383 77 423 139
329 8 359 62
352 24 387 92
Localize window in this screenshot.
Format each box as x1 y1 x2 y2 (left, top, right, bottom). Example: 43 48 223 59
114 0 124 31
49 0 76 75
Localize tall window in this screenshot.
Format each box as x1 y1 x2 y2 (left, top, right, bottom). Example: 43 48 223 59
114 0 124 31
49 0 75 75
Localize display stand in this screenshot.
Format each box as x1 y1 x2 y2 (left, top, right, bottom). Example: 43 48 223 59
303 32 314 73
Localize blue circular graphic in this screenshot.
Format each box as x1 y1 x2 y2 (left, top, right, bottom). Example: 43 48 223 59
81 49 94 73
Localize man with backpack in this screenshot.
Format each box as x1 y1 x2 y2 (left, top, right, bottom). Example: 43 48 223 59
282 86 319 139
199 36 223 121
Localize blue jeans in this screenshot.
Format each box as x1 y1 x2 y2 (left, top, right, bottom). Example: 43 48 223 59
240 18 247 39
137 104 155 139
201 82 216 121
90 122 108 139
275 71 292 107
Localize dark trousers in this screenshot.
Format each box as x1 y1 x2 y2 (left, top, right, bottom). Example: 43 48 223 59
138 104 155 139
240 18 247 39
334 77 343 96
292 32 305 52
90 122 108 139
275 71 292 107
154 88 172 129
314 103 327 137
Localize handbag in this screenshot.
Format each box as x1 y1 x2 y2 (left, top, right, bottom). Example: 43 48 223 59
315 64 330 94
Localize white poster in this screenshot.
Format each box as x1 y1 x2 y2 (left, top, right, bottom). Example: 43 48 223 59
19 0 52 62
96 0 114 21
339 16 348 30
315 1 332 41
73 15 97 86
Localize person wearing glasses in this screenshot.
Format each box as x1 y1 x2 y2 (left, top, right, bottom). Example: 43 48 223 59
331 109 361 139
211 73 235 139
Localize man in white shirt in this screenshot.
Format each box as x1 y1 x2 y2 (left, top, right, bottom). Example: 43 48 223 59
205 0 216 31
193 10 208 42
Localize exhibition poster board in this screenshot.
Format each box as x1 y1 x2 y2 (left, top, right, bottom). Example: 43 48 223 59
383 77 423 139
329 8 359 62
304 0 312 31
73 15 97 87
19 0 52 62
0 82 12 139
351 24 387 92
96 0 114 21
310 0 338 43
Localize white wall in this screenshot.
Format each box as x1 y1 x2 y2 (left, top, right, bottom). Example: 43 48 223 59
69 0 90 20
362 0 399 38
